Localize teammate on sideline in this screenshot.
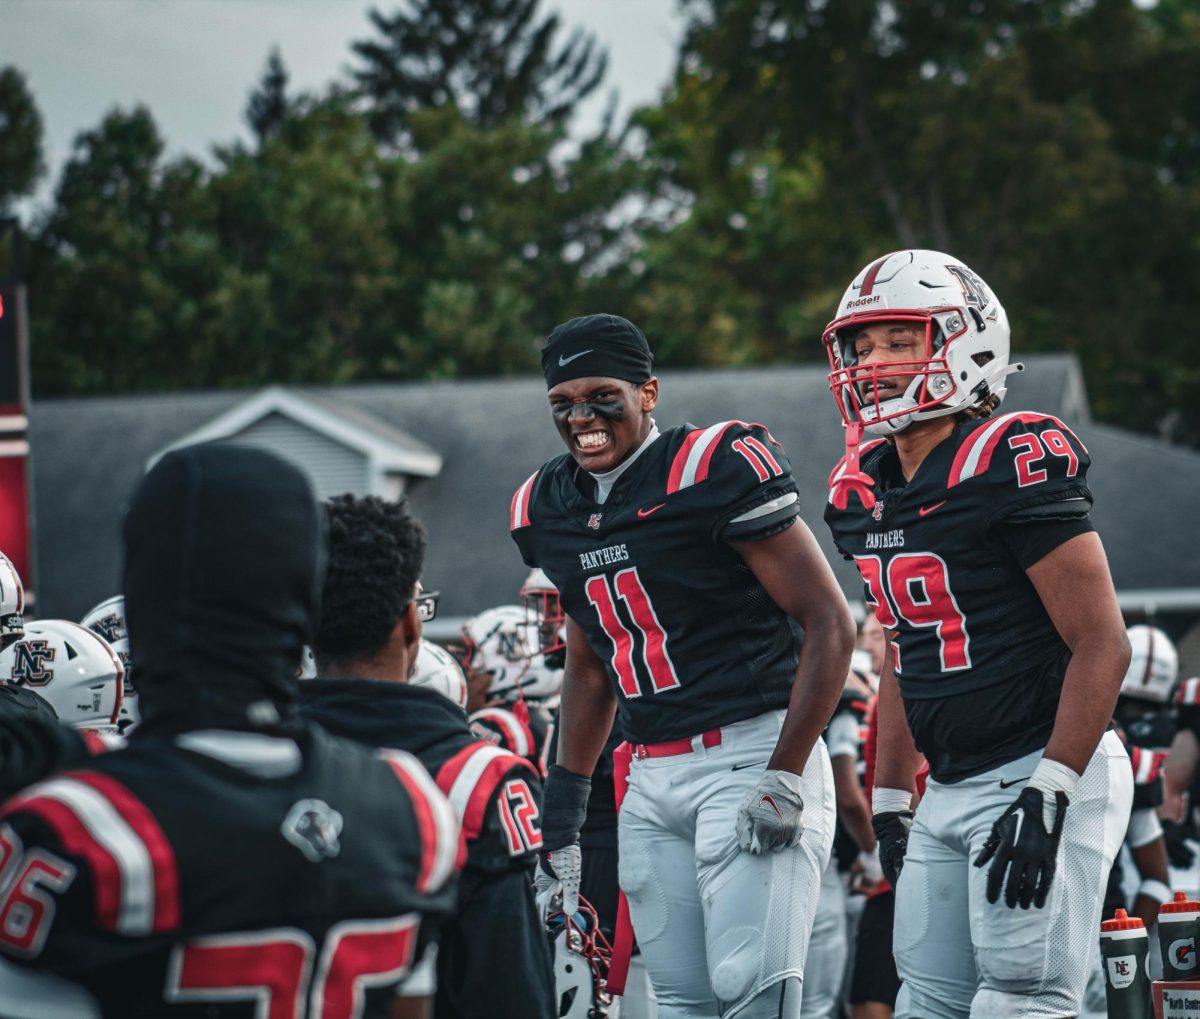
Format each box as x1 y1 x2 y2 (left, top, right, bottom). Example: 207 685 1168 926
823 250 1133 1019
511 313 855 1018
0 444 461 1017
298 494 555 1019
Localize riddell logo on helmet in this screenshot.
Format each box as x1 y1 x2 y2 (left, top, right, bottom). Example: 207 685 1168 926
846 294 884 309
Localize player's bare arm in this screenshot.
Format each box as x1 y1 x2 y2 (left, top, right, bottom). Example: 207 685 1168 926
832 753 875 853
732 519 855 776
1027 531 1130 776
871 638 921 797
556 615 618 776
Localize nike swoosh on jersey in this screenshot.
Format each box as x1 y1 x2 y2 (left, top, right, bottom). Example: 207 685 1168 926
998 776 1029 789
637 503 666 518
918 500 948 517
731 760 767 772
558 349 593 367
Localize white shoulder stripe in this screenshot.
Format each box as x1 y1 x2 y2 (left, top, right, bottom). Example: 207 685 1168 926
955 411 1024 482
729 491 798 524
678 421 734 491
446 745 513 822
28 777 155 936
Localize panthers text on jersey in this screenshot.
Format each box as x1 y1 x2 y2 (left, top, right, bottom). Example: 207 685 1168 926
299 679 555 1019
0 723 460 1017
825 411 1095 781
511 421 802 745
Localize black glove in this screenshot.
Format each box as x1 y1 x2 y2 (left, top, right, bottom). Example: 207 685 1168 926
1163 819 1197 870
872 810 914 887
974 786 1067 909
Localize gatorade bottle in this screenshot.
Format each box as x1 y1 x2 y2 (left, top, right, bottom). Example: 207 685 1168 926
1100 909 1152 1019
1159 891 1200 981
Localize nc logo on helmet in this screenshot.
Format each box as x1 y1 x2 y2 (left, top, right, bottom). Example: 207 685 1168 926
946 264 990 309
1171 937 1197 970
9 640 55 686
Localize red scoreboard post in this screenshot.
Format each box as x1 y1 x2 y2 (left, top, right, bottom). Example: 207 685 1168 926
0 219 34 602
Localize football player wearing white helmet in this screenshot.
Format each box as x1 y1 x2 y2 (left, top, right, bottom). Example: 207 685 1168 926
824 251 1132 1019
1 619 124 738
465 605 556 774
0 552 26 651
298 494 555 1019
81 595 139 733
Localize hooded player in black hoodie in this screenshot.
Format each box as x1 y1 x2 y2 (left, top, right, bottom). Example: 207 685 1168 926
0 444 461 1017
298 494 556 1019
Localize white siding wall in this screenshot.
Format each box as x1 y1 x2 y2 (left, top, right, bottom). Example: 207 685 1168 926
228 412 370 499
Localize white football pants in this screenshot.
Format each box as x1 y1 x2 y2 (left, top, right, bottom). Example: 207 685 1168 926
618 710 835 1019
894 730 1132 1019
798 857 848 1019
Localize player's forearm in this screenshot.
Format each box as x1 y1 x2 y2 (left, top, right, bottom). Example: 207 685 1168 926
768 604 855 773
556 662 617 777
1165 729 1200 808
1042 630 1129 776
873 650 922 797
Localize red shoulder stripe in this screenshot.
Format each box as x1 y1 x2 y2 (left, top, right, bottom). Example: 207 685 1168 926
948 412 1084 488
436 743 536 842
470 708 534 758
379 750 464 891
3 771 179 934
509 471 539 531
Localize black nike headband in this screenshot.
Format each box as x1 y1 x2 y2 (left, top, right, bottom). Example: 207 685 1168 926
542 314 654 389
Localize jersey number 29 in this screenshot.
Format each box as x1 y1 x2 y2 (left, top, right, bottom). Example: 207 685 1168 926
855 553 972 672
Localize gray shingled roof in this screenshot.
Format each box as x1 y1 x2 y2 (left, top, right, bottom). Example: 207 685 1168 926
26 354 1194 621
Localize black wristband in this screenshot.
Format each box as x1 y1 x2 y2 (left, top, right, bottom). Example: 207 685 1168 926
541 764 592 851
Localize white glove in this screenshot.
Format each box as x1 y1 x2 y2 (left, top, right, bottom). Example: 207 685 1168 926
856 847 884 884
736 769 805 854
535 843 582 917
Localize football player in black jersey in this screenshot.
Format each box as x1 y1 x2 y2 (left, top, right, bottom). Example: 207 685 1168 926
298 494 556 1019
0 445 461 1018
511 313 856 1018
823 251 1133 1019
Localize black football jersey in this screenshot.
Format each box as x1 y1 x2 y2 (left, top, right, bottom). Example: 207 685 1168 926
511 422 802 745
825 411 1094 781
298 680 555 1019
0 724 460 1017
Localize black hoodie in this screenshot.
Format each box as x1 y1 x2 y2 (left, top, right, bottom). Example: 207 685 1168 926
123 442 326 734
300 677 556 1019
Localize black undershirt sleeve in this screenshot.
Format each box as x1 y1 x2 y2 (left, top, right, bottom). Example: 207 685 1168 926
990 515 1096 571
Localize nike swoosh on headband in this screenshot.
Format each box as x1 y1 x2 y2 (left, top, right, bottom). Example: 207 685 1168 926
558 349 593 366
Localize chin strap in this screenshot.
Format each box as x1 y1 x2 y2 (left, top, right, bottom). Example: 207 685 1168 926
829 422 876 510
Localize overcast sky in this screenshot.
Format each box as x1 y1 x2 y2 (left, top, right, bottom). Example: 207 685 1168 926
6 0 686 208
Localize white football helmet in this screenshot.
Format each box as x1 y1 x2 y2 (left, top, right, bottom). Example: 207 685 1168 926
1 619 124 734
521 567 566 656
1121 625 1179 703
823 250 1020 436
0 552 25 649
410 639 469 711
81 595 139 732
462 606 532 700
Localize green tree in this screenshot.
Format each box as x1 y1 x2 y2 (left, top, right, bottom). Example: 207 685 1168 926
28 107 215 393
632 0 1200 445
245 48 292 147
351 0 607 142
0 67 45 216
